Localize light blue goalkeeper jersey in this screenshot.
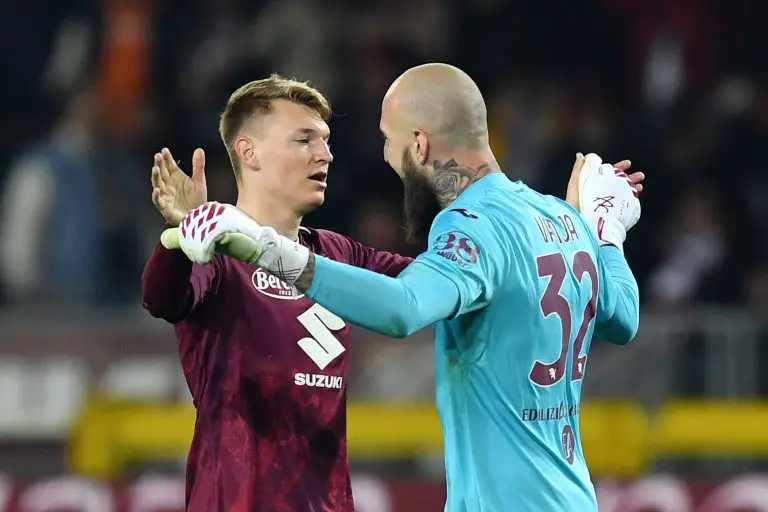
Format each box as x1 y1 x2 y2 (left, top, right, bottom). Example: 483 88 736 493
306 173 640 512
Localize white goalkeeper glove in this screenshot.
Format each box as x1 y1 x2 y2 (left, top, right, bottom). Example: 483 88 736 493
160 202 310 285
577 153 641 253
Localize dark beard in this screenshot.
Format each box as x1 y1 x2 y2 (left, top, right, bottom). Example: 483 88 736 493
401 149 442 246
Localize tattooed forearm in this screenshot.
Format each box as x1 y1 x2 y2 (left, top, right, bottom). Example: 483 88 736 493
432 159 499 206
293 252 316 292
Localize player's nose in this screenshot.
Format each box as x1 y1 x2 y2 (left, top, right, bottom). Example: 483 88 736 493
316 140 333 164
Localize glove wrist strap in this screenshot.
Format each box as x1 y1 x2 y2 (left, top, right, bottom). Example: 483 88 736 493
255 229 310 286
590 216 625 254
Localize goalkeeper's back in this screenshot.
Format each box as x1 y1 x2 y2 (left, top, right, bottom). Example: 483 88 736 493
434 178 635 511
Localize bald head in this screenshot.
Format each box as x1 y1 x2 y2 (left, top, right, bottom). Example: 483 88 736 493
382 63 488 149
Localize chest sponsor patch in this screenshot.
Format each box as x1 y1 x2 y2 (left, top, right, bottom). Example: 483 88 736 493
252 268 304 300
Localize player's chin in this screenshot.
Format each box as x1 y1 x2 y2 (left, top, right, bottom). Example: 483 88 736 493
300 189 326 213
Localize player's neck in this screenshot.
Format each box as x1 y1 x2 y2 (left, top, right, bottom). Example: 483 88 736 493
236 197 302 241
430 148 502 207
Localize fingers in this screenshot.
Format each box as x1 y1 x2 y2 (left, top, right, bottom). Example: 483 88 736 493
151 151 167 184
626 171 645 197
577 155 645 203
161 148 177 181
162 147 176 169
152 188 166 211
579 153 603 200
571 152 585 178
191 148 207 187
611 167 642 198
151 163 161 189
152 161 169 209
612 161 645 194
583 153 603 171
627 171 645 185
152 151 165 186
613 159 631 172
152 162 169 196
160 228 181 250
565 152 585 210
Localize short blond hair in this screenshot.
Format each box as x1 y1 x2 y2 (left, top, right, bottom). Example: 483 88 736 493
219 74 332 180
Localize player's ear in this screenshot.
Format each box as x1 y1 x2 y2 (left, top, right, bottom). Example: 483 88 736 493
413 130 429 166
235 136 260 170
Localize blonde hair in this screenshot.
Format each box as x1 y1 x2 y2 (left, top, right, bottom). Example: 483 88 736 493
219 74 332 180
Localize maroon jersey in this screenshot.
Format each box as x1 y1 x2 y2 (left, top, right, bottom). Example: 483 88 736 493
141 227 411 512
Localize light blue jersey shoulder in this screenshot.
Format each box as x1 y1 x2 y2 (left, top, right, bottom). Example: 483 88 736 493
413 173 603 512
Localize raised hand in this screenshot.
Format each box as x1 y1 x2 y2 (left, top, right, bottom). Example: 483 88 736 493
565 153 645 211
577 153 642 252
161 202 311 285
161 201 275 268
151 147 208 226
160 202 253 264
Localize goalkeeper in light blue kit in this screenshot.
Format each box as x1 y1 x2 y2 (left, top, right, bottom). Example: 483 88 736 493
164 63 644 511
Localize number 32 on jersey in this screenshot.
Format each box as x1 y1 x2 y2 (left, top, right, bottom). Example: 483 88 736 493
296 303 346 370
529 251 598 387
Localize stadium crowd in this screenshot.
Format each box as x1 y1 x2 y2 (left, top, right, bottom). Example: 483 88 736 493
0 0 765 313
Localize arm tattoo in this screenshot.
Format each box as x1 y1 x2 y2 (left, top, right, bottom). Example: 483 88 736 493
293 252 316 292
433 159 498 206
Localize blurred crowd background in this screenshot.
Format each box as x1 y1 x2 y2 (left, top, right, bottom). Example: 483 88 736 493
0 0 766 510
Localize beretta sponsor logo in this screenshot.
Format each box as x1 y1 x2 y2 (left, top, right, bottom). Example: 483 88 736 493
252 268 304 300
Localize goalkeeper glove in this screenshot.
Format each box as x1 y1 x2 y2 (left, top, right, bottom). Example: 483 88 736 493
160 202 310 286
577 153 641 253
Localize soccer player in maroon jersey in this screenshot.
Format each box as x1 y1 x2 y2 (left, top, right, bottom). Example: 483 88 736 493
141 75 411 511
141 74 643 512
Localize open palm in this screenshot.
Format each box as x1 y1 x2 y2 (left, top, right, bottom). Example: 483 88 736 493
151 147 208 226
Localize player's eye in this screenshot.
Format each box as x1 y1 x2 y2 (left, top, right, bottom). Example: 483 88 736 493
296 138 310 144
